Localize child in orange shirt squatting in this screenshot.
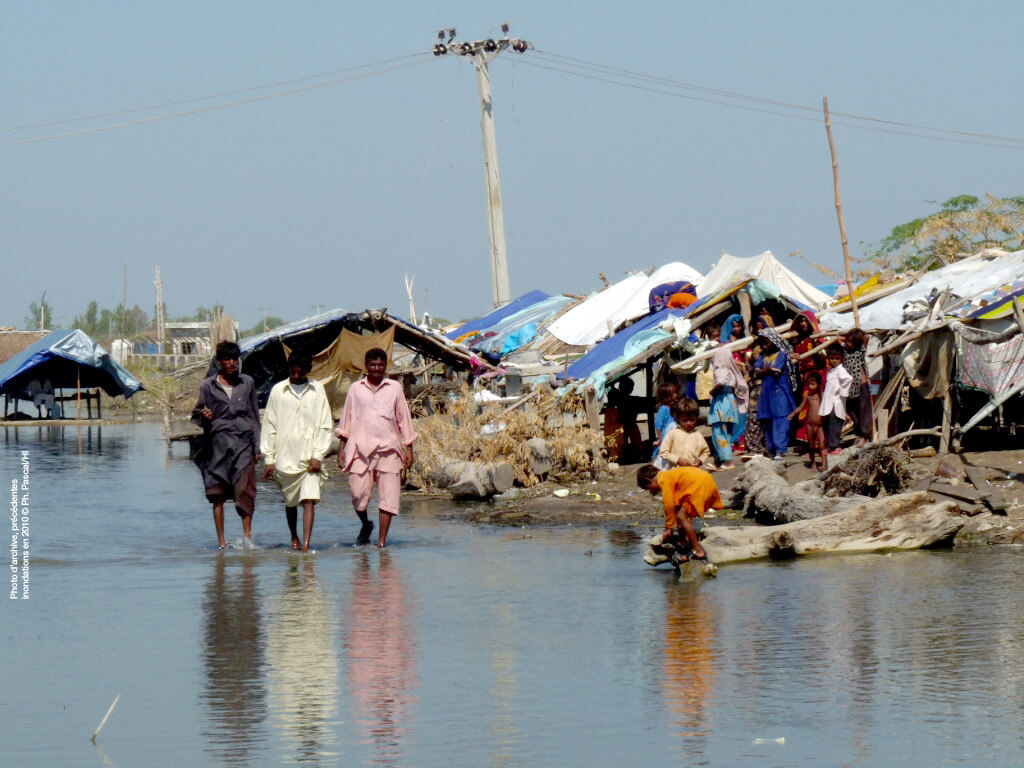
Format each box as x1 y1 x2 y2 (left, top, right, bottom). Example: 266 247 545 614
637 464 723 562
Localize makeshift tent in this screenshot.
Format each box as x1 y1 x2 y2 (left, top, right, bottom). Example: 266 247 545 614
0 329 142 411
446 290 550 340
470 294 574 357
561 308 691 382
546 262 703 347
819 249 1024 332
238 309 479 409
697 250 831 309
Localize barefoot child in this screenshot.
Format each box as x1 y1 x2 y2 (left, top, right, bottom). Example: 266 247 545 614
789 372 827 471
637 464 723 561
820 344 853 454
658 398 713 470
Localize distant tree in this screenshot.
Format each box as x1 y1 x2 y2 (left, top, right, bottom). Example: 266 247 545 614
72 300 100 336
242 316 285 337
24 300 53 330
865 194 1024 272
109 304 150 337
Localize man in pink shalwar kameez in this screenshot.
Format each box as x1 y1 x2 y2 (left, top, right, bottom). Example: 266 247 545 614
335 347 417 548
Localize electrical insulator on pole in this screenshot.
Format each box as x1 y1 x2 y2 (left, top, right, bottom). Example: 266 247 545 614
433 24 530 308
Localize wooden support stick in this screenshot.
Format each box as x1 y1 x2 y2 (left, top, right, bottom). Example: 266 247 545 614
77 365 82 420
795 336 840 361
1012 297 1024 335
940 389 952 453
824 96 860 330
672 320 795 371
878 427 941 447
91 693 121 743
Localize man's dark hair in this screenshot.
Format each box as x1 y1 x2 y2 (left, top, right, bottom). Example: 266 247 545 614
216 341 240 361
287 349 313 371
675 397 699 420
637 464 660 488
364 347 388 364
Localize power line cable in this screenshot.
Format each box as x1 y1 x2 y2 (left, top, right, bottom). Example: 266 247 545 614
0 57 431 148
528 49 1024 146
515 54 1024 151
0 51 431 135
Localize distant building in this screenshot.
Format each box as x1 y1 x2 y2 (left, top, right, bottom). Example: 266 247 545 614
127 320 238 370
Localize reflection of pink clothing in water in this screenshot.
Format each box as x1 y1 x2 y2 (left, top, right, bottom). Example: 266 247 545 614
335 377 417 474
345 555 417 756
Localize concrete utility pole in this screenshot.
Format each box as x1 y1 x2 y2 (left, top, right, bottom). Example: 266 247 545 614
434 25 529 309
154 266 166 352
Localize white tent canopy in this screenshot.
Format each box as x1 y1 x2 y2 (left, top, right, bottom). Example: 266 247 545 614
547 261 703 347
818 248 1024 333
697 250 832 309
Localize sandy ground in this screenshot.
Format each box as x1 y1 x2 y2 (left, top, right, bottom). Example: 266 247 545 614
426 445 1024 549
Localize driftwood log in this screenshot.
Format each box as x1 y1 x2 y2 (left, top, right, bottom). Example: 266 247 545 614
730 456 867 524
425 457 515 499
645 492 963 568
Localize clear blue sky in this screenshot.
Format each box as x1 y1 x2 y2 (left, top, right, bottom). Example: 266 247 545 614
3 1 1023 331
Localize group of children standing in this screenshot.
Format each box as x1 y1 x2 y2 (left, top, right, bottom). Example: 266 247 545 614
648 310 873 475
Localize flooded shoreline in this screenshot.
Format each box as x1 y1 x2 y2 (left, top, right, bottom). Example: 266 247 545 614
5 422 1024 766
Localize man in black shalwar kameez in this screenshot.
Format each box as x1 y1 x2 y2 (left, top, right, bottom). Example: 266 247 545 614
192 342 261 548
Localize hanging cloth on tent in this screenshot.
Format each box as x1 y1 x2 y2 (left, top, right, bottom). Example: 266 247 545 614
284 326 395 418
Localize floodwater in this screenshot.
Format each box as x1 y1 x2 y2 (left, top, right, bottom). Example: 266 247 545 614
4 423 1024 767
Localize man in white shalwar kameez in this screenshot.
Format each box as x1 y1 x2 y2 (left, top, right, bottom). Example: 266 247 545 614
261 351 334 551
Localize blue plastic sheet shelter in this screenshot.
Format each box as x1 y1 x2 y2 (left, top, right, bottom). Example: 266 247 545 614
561 308 690 381
446 290 550 340
0 329 142 398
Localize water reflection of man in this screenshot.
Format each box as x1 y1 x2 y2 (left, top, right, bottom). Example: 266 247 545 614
266 557 339 763
344 551 418 765
192 342 261 549
201 557 268 766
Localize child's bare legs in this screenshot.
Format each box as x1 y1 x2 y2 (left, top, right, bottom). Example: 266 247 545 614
677 516 706 559
809 424 826 471
285 506 301 549
378 511 394 548
212 502 227 548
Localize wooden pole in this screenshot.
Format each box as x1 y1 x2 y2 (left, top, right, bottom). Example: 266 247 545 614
823 97 861 330
77 365 82 420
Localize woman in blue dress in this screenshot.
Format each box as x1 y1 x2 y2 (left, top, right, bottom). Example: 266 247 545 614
754 327 796 460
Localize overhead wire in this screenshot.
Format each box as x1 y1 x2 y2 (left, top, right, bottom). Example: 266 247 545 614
0 53 432 148
524 48 1024 150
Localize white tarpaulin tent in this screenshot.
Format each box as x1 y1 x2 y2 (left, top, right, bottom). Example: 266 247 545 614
697 250 832 309
547 261 703 347
818 249 1024 333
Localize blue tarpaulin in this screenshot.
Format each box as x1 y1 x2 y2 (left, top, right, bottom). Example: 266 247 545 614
561 308 690 381
0 329 142 398
446 290 550 340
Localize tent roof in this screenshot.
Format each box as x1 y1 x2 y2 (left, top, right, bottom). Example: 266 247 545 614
560 308 689 381
697 250 831 309
237 309 479 407
819 249 1024 332
0 329 142 398
446 290 550 340
546 262 703 347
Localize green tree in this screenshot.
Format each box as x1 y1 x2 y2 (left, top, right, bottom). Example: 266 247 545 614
24 300 53 330
866 194 1024 271
72 301 100 336
242 316 285 337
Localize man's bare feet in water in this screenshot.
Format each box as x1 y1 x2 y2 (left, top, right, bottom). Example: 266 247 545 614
290 537 301 551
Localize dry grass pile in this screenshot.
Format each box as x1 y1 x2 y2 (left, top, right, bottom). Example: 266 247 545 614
410 385 604 491
101 360 206 417
821 444 914 497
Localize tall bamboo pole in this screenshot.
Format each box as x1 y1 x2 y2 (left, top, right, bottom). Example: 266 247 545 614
823 97 861 329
